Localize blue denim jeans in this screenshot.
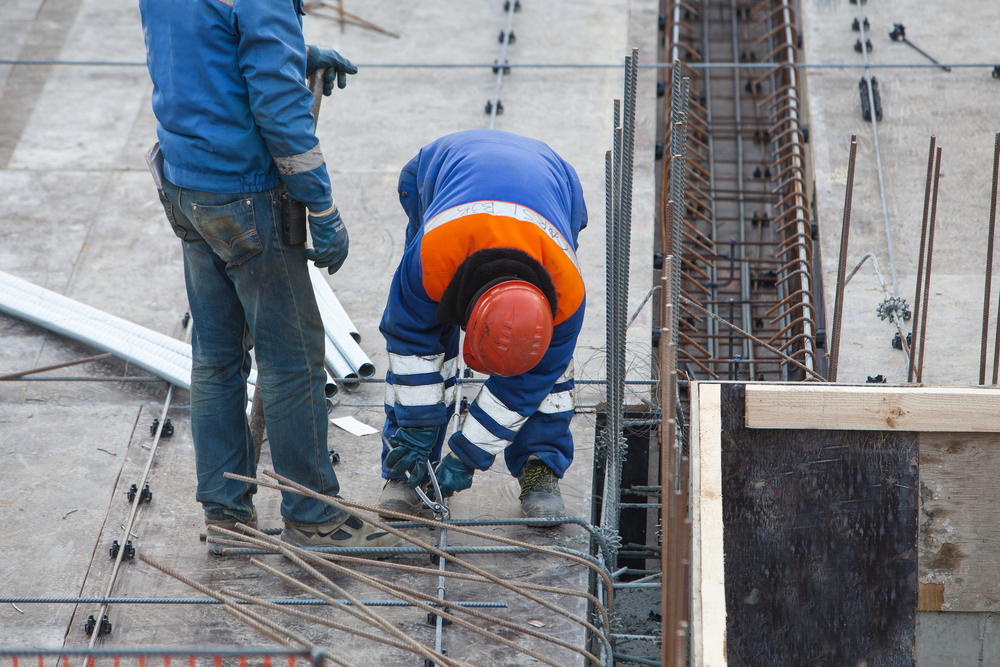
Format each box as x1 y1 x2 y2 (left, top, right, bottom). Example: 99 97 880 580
158 178 345 526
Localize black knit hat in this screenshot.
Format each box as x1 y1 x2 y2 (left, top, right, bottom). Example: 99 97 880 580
436 247 558 327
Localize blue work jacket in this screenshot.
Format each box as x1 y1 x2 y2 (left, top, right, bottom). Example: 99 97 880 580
139 0 332 211
381 130 588 470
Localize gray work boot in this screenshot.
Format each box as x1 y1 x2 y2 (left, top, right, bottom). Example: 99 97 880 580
517 458 566 526
281 513 401 554
204 508 258 555
377 478 431 520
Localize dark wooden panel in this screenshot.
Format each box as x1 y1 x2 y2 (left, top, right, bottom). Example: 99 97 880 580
721 384 918 666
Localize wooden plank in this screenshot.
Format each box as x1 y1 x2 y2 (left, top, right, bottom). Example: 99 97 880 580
690 382 703 667
745 385 1000 432
918 432 1000 611
696 383 727 667
720 384 917 666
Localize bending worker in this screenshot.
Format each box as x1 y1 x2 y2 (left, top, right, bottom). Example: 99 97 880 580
139 0 397 551
379 129 587 524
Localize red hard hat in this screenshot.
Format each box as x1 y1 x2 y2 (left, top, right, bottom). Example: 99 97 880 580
463 280 554 377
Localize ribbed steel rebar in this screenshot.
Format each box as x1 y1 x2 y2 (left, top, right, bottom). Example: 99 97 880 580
828 136 858 382
909 136 937 383
917 146 943 383
0 597 505 607
984 132 1000 384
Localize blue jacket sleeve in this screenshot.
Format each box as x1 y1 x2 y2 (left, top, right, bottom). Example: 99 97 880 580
448 304 584 471
379 246 457 428
232 0 333 212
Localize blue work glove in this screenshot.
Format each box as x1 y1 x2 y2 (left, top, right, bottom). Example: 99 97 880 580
385 427 439 488
306 46 358 95
433 453 475 498
304 207 349 274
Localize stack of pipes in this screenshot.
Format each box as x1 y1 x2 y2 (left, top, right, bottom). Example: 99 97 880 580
0 269 375 401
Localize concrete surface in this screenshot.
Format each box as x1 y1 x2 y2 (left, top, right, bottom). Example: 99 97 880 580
0 0 658 660
803 0 1000 386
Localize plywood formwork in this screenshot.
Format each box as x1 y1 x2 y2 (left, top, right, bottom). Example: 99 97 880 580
691 381 1000 665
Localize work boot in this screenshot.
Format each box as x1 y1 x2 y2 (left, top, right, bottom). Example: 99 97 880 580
281 513 401 554
517 458 566 527
204 508 258 555
377 478 431 520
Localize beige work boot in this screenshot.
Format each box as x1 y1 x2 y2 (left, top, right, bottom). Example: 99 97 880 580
517 458 566 527
204 507 258 555
377 478 432 520
281 513 401 553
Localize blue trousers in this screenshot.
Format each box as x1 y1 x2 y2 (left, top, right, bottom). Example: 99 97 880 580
158 179 344 526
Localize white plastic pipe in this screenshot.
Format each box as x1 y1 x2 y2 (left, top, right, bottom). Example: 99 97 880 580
0 272 192 390
308 264 361 343
309 274 376 379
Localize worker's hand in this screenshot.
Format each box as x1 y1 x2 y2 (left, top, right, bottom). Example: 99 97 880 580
385 427 439 488
304 207 349 274
306 46 358 95
433 453 475 498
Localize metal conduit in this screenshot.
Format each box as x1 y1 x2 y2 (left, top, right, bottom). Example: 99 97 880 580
0 270 346 398
310 270 375 378
0 276 193 372
308 264 361 343
0 272 191 389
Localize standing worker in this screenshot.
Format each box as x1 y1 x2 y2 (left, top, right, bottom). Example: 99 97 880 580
378 129 587 524
139 0 398 551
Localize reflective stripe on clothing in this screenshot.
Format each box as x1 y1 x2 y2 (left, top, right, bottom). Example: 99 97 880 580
273 143 325 175
388 352 445 376
538 389 574 414
424 201 580 272
473 385 528 432
461 414 510 456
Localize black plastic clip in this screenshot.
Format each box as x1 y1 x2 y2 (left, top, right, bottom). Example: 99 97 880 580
656 80 667 98
744 79 762 94
128 483 153 504
503 0 521 11
852 17 870 32
866 374 887 384
459 397 469 415
889 23 905 41
484 100 504 115
854 38 873 53
328 449 341 466
498 30 516 45
859 76 883 121
85 614 112 637
426 609 453 626
993 66 1000 80
463 367 474 379
110 539 135 560
892 331 912 350
492 59 511 75
150 418 174 438
182 312 191 328
424 649 448 667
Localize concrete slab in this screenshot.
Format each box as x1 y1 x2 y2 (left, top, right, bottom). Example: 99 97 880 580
0 0 658 660
804 0 1000 385
0 404 142 646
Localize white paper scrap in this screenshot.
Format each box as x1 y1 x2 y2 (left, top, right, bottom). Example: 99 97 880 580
330 416 378 437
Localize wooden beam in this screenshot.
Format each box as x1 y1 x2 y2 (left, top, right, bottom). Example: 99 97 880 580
744 385 1000 432
692 383 727 667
